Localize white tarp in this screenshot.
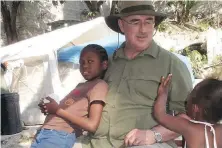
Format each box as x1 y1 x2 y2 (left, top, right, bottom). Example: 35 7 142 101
0 17 114 62
207 28 222 65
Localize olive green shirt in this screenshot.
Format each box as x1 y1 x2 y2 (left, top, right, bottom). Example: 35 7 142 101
82 40 192 148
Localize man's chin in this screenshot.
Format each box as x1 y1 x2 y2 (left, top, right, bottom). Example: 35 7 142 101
135 45 150 51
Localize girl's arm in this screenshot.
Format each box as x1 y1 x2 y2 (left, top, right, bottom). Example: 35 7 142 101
153 75 194 137
56 101 104 132
44 81 108 133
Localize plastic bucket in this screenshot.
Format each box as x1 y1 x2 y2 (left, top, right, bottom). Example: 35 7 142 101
1 93 23 135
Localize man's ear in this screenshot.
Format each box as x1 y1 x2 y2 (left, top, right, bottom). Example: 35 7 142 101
102 61 108 70
118 19 124 33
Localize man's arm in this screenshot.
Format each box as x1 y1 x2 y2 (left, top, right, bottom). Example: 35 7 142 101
152 113 191 142
124 60 193 146
124 113 191 146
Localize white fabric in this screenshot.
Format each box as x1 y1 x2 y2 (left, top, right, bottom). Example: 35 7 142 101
184 120 217 148
0 17 115 63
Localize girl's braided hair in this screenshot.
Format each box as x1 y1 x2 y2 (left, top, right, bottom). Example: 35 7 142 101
82 44 108 62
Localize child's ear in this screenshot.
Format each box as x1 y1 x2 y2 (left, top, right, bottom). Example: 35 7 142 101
194 104 200 112
102 61 108 70
192 104 199 113
192 104 201 119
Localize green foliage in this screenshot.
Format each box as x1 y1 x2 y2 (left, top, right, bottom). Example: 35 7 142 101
169 47 176 53
81 10 99 21
197 20 212 31
158 22 168 32
182 47 207 78
208 55 222 80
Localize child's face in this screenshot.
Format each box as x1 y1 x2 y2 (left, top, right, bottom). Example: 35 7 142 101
79 48 106 81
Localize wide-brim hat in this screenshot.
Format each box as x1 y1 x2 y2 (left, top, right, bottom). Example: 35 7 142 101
105 1 167 33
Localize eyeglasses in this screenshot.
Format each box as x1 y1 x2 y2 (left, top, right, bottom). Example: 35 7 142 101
121 18 155 27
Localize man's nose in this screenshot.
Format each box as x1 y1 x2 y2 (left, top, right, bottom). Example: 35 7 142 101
139 22 147 33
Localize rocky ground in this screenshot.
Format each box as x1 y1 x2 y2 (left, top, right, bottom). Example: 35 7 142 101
1 126 40 148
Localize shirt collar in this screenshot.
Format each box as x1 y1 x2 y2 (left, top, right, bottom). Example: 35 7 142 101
113 40 159 60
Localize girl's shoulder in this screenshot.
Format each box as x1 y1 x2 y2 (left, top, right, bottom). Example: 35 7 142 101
92 79 108 90
214 124 222 132
82 79 108 91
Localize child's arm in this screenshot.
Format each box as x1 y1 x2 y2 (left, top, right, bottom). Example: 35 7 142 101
153 74 193 137
44 81 108 133
56 101 104 132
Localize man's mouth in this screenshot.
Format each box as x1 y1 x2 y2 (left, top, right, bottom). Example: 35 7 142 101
137 36 147 39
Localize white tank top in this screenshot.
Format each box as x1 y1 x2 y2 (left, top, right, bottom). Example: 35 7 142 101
184 120 217 148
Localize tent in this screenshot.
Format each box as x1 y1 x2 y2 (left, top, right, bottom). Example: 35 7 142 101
0 17 194 126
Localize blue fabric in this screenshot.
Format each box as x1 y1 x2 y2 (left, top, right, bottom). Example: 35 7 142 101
30 129 76 148
58 35 125 63
173 53 195 83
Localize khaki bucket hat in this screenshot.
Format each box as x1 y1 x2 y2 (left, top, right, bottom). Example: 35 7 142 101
105 1 167 33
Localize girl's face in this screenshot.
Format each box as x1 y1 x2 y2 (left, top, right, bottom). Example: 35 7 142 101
79 48 107 81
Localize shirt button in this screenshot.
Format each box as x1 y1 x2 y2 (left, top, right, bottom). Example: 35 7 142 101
112 105 115 108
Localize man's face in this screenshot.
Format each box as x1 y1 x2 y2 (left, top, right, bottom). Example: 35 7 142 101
118 15 155 51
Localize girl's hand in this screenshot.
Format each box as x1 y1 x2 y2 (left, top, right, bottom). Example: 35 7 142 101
38 100 47 115
154 74 172 119
157 74 172 98
42 97 59 114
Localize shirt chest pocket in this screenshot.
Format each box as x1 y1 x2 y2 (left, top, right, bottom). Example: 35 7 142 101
127 76 160 101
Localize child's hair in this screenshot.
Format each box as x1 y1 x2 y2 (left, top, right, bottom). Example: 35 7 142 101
81 44 108 79
82 44 108 62
189 78 222 123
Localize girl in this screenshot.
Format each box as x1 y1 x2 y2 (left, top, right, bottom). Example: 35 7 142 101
31 44 109 148
154 75 222 148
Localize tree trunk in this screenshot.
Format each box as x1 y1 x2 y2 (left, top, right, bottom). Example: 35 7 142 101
1 1 21 45
84 1 103 13
110 1 119 15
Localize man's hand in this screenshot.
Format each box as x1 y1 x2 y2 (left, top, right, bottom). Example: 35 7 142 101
124 129 155 146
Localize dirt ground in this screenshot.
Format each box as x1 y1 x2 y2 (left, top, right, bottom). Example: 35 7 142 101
1 126 40 148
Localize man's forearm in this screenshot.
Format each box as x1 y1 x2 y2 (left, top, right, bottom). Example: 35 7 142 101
152 124 180 142
152 113 190 142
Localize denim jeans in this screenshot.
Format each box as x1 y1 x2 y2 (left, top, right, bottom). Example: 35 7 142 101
31 128 76 148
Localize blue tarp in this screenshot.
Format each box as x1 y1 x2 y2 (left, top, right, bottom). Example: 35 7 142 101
58 35 195 82
58 35 125 63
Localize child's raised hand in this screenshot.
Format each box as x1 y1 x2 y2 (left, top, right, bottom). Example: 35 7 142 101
157 74 172 97
154 74 172 119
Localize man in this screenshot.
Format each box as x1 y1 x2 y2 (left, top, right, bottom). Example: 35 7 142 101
81 1 193 148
